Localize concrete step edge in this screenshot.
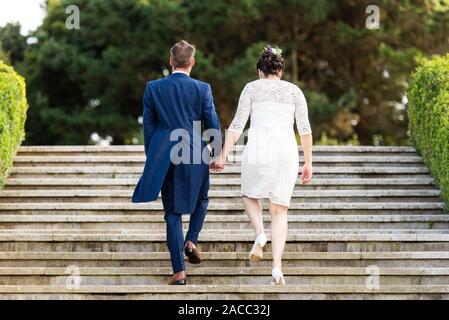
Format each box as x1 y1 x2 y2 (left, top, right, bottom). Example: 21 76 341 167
0 284 447 294
1 233 449 241
4 178 436 186
12 156 424 163
17 146 418 153
1 251 448 260
0 229 447 235
0 190 441 198
0 266 448 276
0 203 444 210
0 214 446 223
10 167 430 174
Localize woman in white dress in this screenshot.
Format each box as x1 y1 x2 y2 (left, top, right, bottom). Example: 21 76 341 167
212 46 313 285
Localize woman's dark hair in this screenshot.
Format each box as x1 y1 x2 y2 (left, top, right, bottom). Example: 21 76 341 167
256 46 285 76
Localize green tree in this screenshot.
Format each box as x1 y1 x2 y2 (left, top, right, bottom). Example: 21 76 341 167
22 0 183 144
19 0 449 146
0 23 27 66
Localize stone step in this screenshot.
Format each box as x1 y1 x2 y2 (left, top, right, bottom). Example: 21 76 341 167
0 189 436 196
0 284 447 300
9 166 430 175
0 202 444 211
12 155 424 164
8 198 442 204
2 199 442 205
3 251 449 260
0 215 446 230
15 146 420 160
1 214 446 222
1 251 448 268
4 178 436 187
0 229 448 235
5 186 439 193
3 145 447 299
3 209 444 216
0 189 440 199
2 266 448 276
227 155 426 164
9 173 432 180
12 162 427 169
3 198 441 204
2 235 449 253
5 183 438 194
0 231 449 240
0 189 442 204
17 145 418 153
0 267 448 286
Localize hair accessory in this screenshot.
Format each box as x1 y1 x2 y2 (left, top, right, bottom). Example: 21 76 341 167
265 45 283 56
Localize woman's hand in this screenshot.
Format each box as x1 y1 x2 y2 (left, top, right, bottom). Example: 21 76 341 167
300 163 313 184
211 153 226 173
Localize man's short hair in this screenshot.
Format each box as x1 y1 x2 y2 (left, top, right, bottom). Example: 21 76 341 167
170 40 196 68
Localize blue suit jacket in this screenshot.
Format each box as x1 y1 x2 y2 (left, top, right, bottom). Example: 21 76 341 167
132 73 221 213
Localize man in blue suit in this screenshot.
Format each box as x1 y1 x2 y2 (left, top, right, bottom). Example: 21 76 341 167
132 40 222 285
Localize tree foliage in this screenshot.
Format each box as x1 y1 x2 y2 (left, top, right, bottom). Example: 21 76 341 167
0 23 27 66
1 0 447 145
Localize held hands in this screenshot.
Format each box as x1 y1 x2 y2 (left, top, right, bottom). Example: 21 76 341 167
300 163 313 184
210 153 226 173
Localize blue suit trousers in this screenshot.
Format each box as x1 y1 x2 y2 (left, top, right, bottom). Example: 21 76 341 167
162 164 209 273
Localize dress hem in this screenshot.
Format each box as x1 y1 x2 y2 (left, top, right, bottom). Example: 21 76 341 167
240 192 290 208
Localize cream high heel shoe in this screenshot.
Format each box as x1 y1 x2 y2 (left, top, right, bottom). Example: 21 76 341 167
248 233 267 262
271 267 286 285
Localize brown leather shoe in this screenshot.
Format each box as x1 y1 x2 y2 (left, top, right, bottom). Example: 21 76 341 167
168 271 186 285
184 241 202 264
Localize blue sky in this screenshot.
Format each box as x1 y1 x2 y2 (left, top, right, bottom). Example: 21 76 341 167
0 0 45 35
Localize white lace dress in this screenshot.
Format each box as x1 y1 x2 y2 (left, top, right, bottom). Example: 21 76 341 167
228 79 312 207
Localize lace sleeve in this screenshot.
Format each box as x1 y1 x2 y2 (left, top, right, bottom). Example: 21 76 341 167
294 88 312 135
228 84 252 134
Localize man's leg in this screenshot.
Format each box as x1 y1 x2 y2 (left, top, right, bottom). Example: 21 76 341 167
161 164 186 283
164 212 185 274
185 196 208 244
185 178 209 245
184 191 208 265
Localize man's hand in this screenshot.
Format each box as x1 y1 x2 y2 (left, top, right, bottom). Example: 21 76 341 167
210 154 226 173
300 163 313 184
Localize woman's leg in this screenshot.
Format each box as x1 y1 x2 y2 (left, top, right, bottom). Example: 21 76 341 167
269 202 288 269
243 197 264 236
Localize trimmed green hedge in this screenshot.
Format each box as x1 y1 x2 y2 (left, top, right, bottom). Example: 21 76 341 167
0 61 27 188
407 54 449 208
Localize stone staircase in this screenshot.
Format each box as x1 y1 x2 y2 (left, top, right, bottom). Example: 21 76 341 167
0 145 448 299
